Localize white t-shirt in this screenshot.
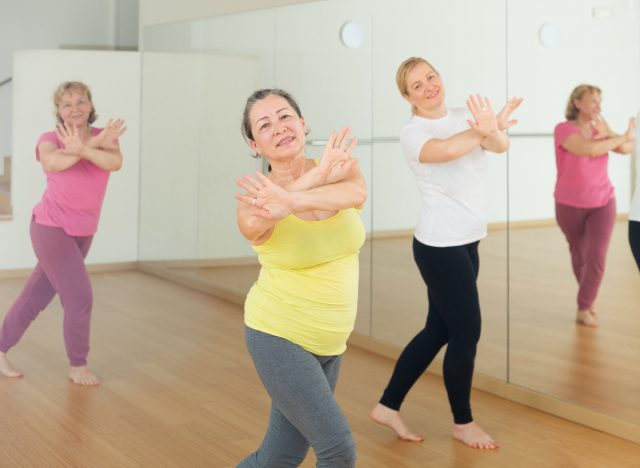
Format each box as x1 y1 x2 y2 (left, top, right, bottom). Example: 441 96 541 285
400 108 488 247
629 110 640 222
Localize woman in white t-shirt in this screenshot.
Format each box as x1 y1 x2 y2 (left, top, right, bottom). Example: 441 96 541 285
630 110 640 271
370 57 521 450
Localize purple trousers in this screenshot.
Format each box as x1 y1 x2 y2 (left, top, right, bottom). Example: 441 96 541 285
0 220 94 366
555 198 616 311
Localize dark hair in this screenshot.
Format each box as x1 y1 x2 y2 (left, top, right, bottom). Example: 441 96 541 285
241 88 304 145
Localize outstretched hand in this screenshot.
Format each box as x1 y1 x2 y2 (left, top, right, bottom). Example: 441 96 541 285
56 123 85 155
466 94 499 137
90 118 126 149
318 127 359 185
624 117 636 142
236 171 293 220
496 97 523 131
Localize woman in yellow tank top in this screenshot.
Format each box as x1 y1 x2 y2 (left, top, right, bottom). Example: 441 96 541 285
235 89 367 468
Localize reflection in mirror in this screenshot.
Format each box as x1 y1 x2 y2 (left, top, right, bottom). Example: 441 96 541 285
507 0 640 424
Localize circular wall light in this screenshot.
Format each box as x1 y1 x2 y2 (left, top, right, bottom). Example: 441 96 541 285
339 21 364 49
538 23 560 47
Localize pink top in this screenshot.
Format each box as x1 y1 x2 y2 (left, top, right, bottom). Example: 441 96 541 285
32 128 111 236
553 121 614 208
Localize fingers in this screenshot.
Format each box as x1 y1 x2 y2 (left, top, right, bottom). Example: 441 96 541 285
503 119 518 129
507 96 524 111
345 135 358 156
467 94 492 114
325 131 337 152
334 126 351 151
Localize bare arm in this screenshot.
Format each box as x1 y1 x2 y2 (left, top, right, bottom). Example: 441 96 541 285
562 133 629 157
38 141 83 172
418 129 485 163
236 167 367 244
43 121 125 173
565 116 636 157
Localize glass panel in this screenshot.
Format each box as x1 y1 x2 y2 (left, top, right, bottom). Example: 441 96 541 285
369 0 508 381
507 0 640 424
139 2 373 335
274 0 373 336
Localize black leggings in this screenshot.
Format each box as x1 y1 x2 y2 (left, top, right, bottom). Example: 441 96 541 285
379 238 481 424
630 221 640 272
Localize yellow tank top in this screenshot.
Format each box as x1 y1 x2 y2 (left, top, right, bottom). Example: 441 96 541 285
245 208 365 355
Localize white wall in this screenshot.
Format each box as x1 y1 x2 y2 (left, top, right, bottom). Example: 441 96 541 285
507 0 639 221
0 0 130 163
138 0 317 28
137 0 639 260
1 49 140 269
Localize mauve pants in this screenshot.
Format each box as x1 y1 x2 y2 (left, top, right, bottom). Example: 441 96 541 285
555 198 616 311
0 220 94 366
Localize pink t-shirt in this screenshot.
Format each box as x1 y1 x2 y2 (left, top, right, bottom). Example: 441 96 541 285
32 128 111 236
553 121 614 208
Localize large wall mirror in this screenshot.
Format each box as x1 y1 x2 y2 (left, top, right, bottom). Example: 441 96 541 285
139 0 640 439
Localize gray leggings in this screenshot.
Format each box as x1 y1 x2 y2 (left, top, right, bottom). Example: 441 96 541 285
237 327 356 468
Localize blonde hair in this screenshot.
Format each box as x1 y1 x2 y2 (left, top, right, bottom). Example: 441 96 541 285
53 81 97 124
565 84 601 120
396 57 438 115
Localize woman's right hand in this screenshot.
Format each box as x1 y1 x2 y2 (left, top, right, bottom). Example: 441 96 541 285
236 172 293 220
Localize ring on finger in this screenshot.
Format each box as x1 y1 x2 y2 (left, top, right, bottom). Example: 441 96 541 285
252 197 257 207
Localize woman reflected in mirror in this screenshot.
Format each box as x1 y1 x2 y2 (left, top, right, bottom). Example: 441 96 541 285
0 81 125 385
554 85 635 327
370 56 521 450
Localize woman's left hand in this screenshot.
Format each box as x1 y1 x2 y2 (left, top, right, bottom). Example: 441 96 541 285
466 94 499 137
236 172 293 220
89 118 127 149
317 127 359 185
496 97 523 130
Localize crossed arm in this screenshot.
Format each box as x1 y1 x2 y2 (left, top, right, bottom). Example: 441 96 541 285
236 128 367 244
418 96 522 163
561 116 636 157
39 119 126 172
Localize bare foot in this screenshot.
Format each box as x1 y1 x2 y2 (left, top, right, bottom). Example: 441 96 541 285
369 403 424 441
68 366 100 386
452 421 499 449
576 309 599 327
0 352 23 378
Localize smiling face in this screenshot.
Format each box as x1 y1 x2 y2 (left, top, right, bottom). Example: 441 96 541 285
56 88 94 128
247 94 308 161
574 91 601 121
403 61 446 117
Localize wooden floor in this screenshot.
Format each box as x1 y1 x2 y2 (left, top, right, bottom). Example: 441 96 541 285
164 220 640 426
1 271 639 467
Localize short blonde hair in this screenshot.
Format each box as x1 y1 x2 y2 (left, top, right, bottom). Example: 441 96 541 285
53 81 97 124
565 84 601 120
396 57 438 114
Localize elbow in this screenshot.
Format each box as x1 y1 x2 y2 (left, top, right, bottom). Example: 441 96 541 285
112 154 124 172
354 183 368 208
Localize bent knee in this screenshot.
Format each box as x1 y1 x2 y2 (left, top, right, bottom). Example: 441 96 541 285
317 431 356 468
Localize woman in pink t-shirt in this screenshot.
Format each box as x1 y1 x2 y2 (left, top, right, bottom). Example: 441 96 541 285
554 84 635 327
0 81 125 385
